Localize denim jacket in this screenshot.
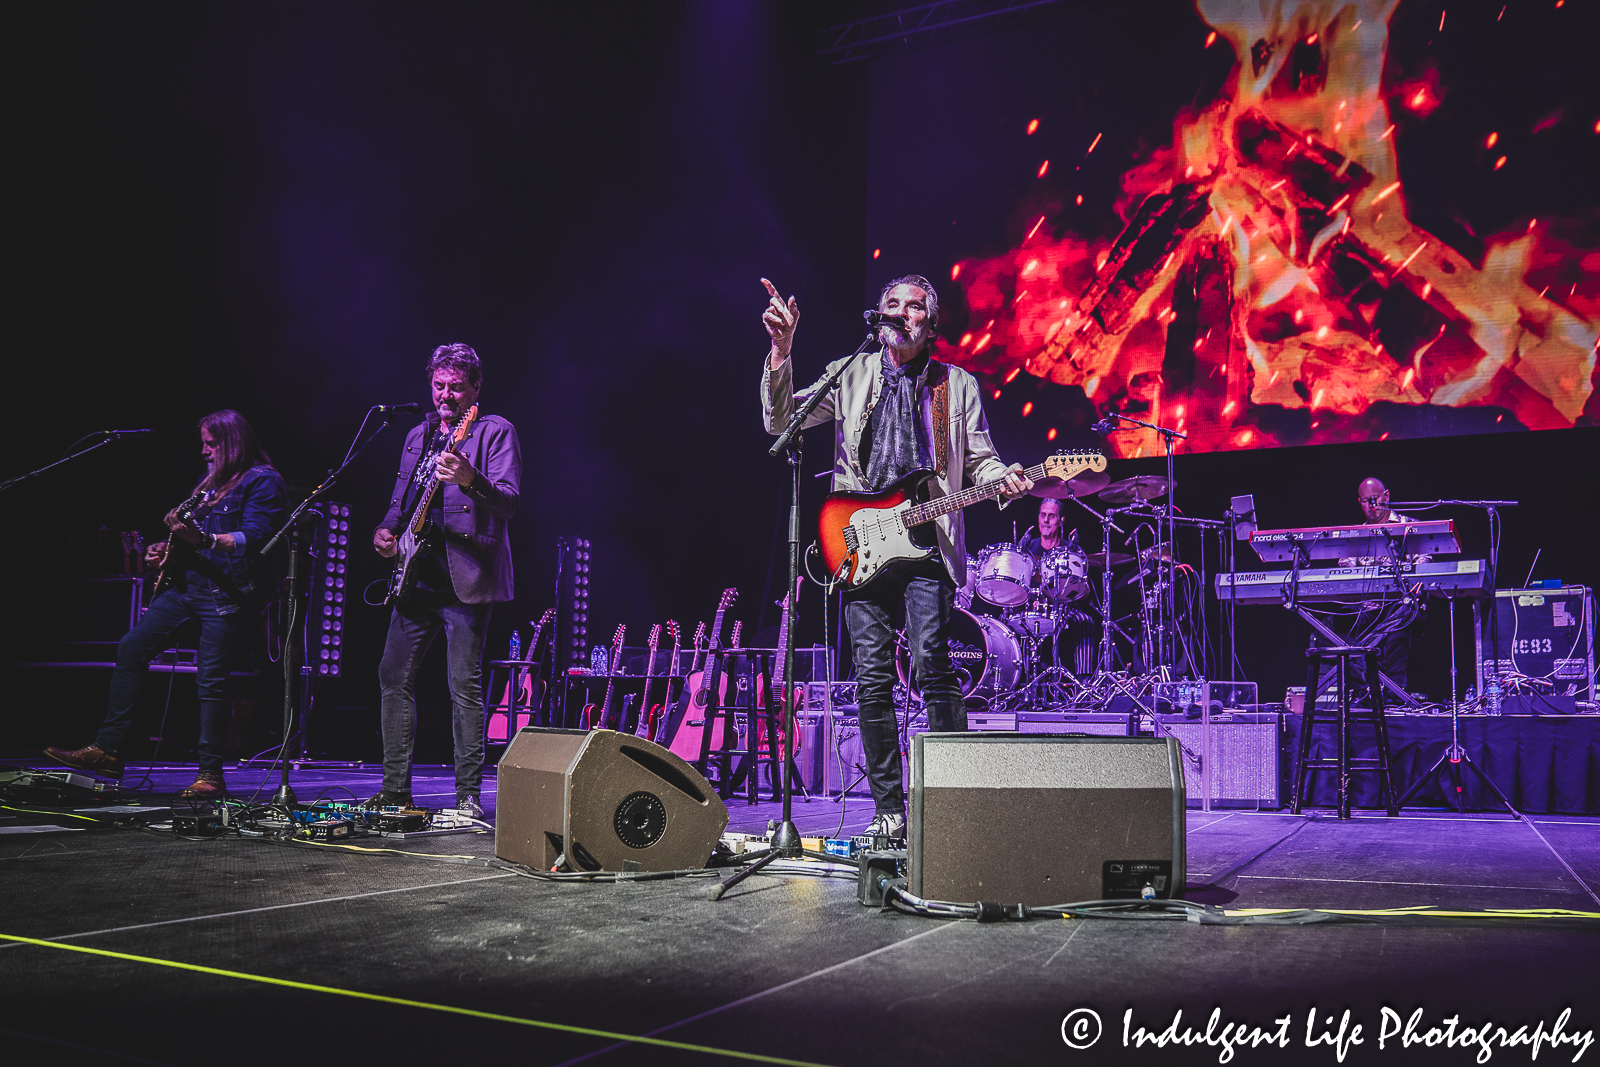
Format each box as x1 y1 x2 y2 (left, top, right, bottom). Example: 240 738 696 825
180 465 290 612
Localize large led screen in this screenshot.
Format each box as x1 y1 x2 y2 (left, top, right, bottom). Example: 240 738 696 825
866 0 1597 457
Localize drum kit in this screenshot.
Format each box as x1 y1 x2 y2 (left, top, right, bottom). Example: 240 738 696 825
895 470 1171 711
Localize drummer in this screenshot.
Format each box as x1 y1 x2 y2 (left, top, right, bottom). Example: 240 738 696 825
1018 497 1065 562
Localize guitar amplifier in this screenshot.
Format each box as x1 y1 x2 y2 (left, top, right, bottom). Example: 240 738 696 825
1156 714 1284 809
1479 587 1595 701
1015 712 1134 736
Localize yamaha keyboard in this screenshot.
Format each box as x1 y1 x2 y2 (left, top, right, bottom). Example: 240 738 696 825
1248 520 1460 562
1215 559 1491 605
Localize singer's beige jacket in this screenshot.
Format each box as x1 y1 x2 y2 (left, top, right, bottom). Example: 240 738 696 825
761 349 1014 588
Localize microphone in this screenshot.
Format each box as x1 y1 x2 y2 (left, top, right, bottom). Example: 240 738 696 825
103 429 153 437
863 310 907 330
376 402 422 413
1090 416 1119 436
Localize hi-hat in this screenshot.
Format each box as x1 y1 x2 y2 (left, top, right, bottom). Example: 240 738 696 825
1081 550 1135 569
1030 469 1111 499
1099 475 1173 505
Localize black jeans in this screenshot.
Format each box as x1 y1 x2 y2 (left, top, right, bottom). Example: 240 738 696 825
844 558 966 815
96 589 260 775
378 588 493 798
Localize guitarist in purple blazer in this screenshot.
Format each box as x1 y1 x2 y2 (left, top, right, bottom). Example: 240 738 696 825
760 276 1031 843
371 343 521 818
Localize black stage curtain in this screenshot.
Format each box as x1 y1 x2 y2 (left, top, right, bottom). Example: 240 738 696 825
1287 714 1600 815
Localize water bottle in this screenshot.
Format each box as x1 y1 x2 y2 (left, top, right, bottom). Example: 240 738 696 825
1485 677 1503 716
590 644 609 674
509 630 522 663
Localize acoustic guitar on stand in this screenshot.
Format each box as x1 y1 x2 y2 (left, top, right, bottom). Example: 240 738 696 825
668 588 736 760
496 607 554 730
818 450 1106 589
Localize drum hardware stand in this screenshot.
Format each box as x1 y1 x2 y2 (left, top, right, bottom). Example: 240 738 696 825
712 329 875 900
1393 592 1519 818
1096 412 1186 668
259 406 400 808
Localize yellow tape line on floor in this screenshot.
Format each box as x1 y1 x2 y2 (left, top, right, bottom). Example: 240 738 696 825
0 934 834 1067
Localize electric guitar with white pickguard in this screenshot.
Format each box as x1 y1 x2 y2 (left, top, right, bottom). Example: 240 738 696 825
818 450 1106 589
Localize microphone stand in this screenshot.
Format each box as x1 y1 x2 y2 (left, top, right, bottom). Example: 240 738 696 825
258 407 397 809
711 331 875 900
0 431 146 494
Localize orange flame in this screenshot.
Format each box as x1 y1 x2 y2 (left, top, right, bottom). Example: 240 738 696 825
930 0 1598 455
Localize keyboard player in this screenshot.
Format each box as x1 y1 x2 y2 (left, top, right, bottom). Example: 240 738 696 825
1331 477 1429 691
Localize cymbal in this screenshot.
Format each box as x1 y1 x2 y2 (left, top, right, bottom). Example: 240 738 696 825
1030 469 1111 499
1082 550 1135 569
1098 475 1174 505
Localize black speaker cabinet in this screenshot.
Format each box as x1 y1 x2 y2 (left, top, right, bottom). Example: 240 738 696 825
910 733 1186 906
496 728 729 872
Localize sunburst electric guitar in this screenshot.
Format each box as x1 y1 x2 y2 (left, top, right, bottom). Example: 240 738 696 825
818 450 1106 589
384 406 479 605
635 620 678 740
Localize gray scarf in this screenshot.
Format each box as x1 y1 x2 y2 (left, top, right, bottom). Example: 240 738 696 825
861 349 932 492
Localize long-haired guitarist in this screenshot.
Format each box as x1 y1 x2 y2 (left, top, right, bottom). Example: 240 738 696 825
371 343 520 819
45 410 287 798
760 274 1032 842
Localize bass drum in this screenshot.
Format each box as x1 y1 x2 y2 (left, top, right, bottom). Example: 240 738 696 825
896 609 1024 702
974 543 1033 607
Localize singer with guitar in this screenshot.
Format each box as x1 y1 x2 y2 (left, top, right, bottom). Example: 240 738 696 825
45 410 287 799
760 274 1033 842
371 343 521 819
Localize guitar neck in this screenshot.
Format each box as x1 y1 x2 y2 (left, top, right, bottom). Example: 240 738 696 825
903 459 1056 527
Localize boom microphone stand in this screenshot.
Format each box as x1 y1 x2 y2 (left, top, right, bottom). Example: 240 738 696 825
710 328 876 900
258 407 399 808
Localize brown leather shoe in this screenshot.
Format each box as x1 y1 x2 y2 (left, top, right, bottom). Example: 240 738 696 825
44 744 124 779
179 773 226 800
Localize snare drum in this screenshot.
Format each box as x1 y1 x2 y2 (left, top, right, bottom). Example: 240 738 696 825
974 543 1033 607
896 609 1024 701
1039 545 1091 601
1011 595 1059 638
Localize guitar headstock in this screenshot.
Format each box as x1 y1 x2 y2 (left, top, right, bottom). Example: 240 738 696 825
730 620 743 649
646 623 661 651
610 623 626 650
528 607 556 645
718 587 738 612
666 619 681 648
450 404 480 445
1042 449 1108 482
692 621 707 649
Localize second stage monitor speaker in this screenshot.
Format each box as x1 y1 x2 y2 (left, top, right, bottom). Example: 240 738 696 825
496 728 729 872
910 733 1186 906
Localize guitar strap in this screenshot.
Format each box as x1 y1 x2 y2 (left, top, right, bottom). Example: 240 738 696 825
928 361 950 478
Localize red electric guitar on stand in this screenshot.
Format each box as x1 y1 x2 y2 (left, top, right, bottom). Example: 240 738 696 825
755 577 805 765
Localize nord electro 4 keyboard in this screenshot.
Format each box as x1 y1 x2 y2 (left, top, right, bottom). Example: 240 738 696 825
1215 559 1491 605
1248 520 1460 563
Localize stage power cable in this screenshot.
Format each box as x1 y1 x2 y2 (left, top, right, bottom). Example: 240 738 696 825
871 883 1600 927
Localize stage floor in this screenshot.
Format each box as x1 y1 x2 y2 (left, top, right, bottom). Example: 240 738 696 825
3 763 1597 1066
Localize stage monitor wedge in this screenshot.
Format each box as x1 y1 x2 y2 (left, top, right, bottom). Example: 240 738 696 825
496 728 729 873
910 733 1185 907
